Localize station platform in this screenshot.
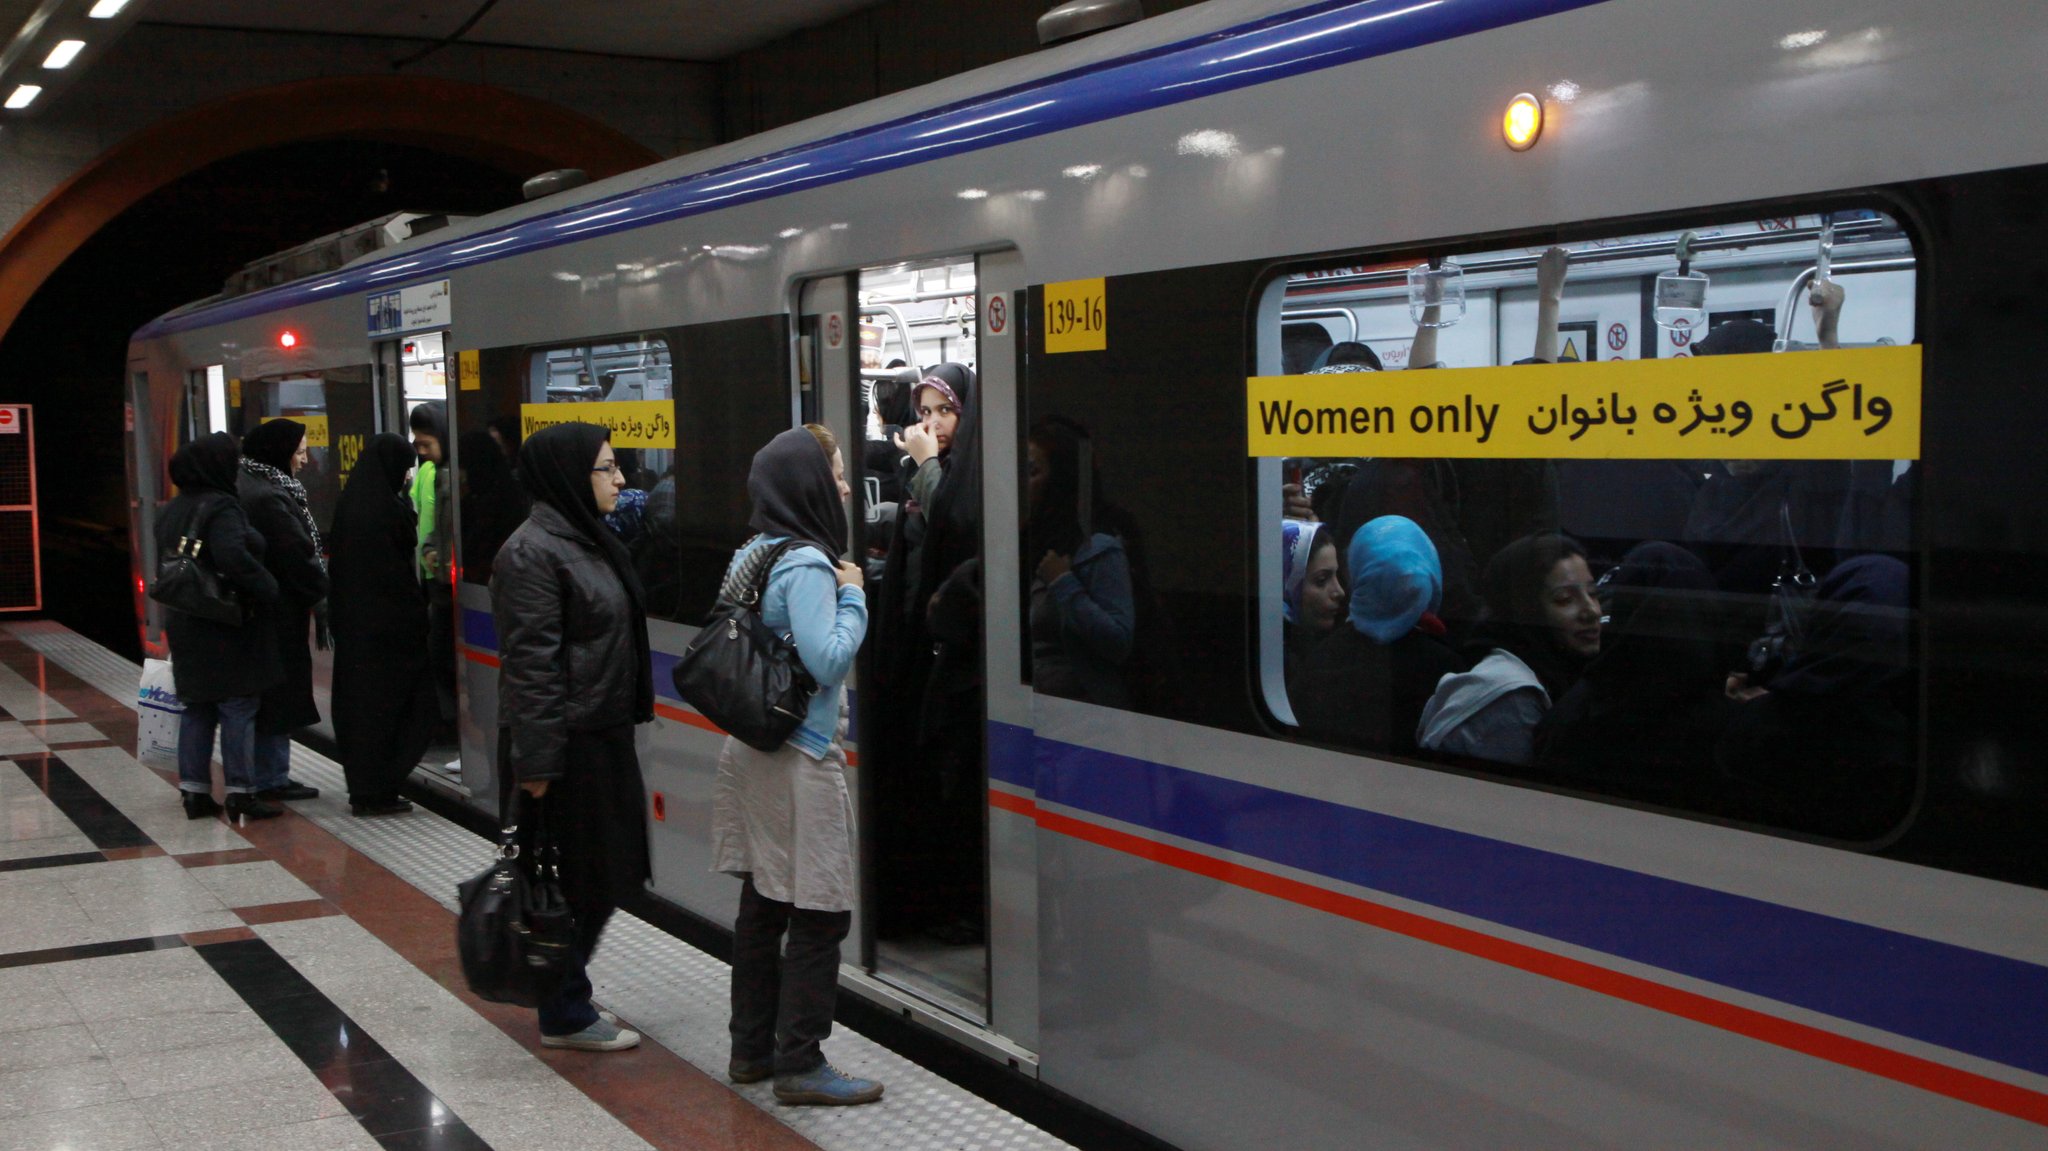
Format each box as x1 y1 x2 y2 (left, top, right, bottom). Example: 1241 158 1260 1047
0 620 1077 1151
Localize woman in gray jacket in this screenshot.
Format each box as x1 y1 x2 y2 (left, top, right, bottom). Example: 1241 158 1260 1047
711 425 879 1106
493 422 654 1052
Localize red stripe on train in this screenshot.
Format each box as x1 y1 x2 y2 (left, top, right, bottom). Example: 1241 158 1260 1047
991 787 2048 1128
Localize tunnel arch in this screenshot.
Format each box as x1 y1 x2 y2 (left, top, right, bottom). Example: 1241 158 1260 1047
0 73 664 340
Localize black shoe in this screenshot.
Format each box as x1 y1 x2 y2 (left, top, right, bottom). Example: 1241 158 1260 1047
256 782 319 801
182 792 222 820
223 794 285 821
350 797 414 817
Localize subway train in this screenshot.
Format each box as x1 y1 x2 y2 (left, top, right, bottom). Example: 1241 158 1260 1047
122 0 2048 1146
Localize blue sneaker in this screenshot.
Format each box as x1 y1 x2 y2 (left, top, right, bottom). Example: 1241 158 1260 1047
772 1063 884 1106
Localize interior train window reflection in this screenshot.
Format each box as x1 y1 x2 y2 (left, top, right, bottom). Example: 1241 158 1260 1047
457 336 672 596
1260 209 1920 841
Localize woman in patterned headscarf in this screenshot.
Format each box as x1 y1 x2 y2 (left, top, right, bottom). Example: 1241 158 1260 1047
237 417 328 803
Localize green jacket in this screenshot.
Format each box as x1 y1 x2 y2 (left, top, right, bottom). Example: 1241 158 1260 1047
411 459 441 580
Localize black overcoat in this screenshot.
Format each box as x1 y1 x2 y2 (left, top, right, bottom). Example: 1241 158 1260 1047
237 472 328 733
155 491 282 703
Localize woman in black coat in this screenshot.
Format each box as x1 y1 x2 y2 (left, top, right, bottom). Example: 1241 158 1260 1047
328 434 434 816
237 418 327 802
494 422 654 1052
155 433 284 821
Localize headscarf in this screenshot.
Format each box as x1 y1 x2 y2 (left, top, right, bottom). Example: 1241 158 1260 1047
914 362 975 420
1556 540 1719 716
517 422 653 721
1280 520 1324 625
241 418 325 572
745 427 848 558
1474 532 1592 700
242 418 304 473
1771 555 1910 697
168 432 240 495
1347 515 1441 643
332 433 417 556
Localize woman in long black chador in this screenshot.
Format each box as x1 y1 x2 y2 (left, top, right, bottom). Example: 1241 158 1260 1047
327 433 434 816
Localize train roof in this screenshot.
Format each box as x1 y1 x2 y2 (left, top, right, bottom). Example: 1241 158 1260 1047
136 0 1605 339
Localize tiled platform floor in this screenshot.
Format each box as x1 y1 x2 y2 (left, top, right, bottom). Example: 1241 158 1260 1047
0 621 1074 1151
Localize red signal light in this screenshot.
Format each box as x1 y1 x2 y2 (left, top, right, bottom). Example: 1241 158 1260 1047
279 330 299 349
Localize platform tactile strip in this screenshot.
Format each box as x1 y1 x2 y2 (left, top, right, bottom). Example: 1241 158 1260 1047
6 621 1075 1151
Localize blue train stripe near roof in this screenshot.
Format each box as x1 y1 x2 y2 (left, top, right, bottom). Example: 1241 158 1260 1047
135 0 1610 340
993 720 2048 1078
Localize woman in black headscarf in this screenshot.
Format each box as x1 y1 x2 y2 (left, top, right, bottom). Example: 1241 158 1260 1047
328 434 433 816
873 363 985 941
1417 533 1599 766
237 418 327 803
155 432 283 820
1717 555 1915 839
493 422 653 1053
1539 542 1733 796
710 425 882 1104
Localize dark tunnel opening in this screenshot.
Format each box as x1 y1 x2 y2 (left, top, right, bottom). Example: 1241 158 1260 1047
0 140 524 659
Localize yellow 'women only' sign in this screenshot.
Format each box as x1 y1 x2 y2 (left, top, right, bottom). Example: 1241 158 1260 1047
519 401 676 449
1246 346 1920 460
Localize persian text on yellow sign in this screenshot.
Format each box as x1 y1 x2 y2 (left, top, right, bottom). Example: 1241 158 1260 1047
1245 346 1920 460
519 400 676 449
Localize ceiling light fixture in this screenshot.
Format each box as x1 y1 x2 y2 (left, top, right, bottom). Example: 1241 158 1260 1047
43 40 85 69
5 85 42 110
87 0 130 17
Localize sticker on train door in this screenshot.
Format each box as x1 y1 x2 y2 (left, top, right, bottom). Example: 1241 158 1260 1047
1044 278 1106 353
986 294 1008 337
824 313 845 351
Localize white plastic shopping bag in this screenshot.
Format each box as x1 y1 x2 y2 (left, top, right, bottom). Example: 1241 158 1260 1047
136 658 182 768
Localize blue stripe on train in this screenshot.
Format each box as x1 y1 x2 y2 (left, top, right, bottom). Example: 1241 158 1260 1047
137 0 1612 338
995 719 2048 1079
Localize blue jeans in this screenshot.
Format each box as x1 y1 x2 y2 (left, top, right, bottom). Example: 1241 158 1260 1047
537 903 614 1037
254 731 293 793
178 695 261 795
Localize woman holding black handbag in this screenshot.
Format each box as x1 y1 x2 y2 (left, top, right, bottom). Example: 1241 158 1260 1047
155 432 283 821
709 425 880 1106
492 421 653 1052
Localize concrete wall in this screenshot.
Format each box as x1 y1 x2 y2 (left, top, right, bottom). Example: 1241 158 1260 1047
0 21 724 237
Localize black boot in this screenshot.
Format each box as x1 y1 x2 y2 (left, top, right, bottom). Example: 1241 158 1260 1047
256 781 319 801
182 792 222 820
223 793 285 821
349 796 413 817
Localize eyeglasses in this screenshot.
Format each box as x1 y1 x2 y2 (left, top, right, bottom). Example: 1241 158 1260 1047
590 462 620 475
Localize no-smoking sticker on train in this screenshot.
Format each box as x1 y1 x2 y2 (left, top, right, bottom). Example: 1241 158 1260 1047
986 295 1007 336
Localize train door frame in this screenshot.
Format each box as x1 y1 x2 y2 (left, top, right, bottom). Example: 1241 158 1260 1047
973 248 1039 1053
795 273 869 971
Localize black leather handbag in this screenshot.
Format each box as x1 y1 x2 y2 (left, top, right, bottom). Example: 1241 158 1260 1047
456 787 578 1007
149 499 244 626
671 539 820 752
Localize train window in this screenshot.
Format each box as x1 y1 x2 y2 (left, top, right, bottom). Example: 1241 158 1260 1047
1257 209 1921 840
239 365 377 537
453 335 672 595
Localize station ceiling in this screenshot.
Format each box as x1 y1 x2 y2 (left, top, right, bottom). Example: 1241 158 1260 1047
141 0 887 61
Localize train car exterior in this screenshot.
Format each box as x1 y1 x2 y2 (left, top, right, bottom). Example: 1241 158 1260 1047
125 0 2048 1146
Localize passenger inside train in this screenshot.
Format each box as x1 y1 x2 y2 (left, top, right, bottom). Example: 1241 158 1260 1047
1269 210 1918 838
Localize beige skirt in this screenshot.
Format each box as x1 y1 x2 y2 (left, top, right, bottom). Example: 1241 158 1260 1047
709 733 855 912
